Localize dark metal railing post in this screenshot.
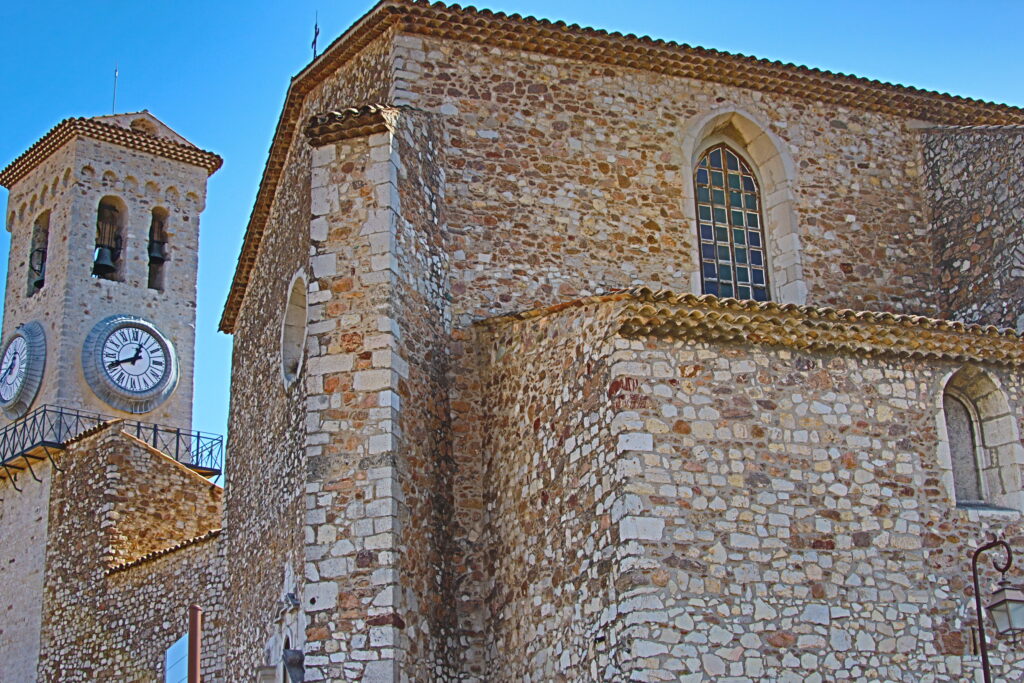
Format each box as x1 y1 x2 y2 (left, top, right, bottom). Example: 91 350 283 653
187 604 202 683
972 538 1013 683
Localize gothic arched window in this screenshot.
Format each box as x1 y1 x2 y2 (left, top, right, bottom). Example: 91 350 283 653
694 144 769 301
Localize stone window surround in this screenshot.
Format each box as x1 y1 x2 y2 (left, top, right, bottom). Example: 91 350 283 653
678 107 807 304
935 366 1024 512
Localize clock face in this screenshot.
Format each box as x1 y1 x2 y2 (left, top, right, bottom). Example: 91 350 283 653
82 315 178 414
0 335 28 402
0 321 47 419
102 325 169 394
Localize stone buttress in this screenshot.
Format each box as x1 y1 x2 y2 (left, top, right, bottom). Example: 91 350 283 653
302 105 455 681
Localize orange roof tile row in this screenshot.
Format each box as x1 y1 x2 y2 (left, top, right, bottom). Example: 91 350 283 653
0 117 223 189
105 528 223 575
219 0 1024 333
619 288 1024 366
921 124 1024 134
478 287 1024 366
305 104 407 146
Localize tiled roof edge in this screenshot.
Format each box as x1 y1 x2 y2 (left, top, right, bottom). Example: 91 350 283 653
219 0 1024 333
395 1 1022 121
474 290 633 327
920 124 1024 134
477 286 1024 366
305 104 413 146
105 528 222 575
61 419 123 447
0 117 223 189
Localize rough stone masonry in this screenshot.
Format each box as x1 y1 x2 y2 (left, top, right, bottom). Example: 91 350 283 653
219 1 1024 680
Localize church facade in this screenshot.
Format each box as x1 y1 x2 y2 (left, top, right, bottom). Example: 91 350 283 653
4 1 1024 680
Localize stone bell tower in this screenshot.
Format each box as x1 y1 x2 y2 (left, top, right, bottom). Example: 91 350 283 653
0 111 221 428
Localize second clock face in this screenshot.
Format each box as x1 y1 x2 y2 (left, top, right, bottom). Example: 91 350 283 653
0 321 46 419
101 325 169 394
0 335 28 403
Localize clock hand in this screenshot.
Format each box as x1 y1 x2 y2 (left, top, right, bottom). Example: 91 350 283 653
1 352 18 381
107 345 145 370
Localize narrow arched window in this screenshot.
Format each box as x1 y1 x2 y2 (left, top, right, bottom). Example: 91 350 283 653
281 274 308 386
694 144 769 301
28 210 50 296
943 391 984 504
148 207 168 291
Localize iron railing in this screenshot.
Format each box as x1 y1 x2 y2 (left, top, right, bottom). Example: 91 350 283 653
0 404 222 487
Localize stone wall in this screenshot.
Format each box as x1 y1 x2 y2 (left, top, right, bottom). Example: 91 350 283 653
924 126 1024 328
464 302 625 680
103 433 222 567
387 111 453 677
223 29 396 677
297 104 453 681
0 460 53 683
103 533 226 681
37 424 224 681
391 33 938 323
460 294 1024 681
607 332 1024 681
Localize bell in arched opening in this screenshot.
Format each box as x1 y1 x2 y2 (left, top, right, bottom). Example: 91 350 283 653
29 247 46 290
93 202 121 278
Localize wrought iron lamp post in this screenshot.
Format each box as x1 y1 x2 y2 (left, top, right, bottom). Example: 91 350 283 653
972 538 1024 683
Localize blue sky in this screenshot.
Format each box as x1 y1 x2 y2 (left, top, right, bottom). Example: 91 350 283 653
1 0 1022 440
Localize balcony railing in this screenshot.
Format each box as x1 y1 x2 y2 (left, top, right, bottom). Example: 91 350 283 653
0 404 222 490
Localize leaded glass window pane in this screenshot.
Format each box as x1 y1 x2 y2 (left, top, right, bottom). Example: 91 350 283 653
694 144 770 301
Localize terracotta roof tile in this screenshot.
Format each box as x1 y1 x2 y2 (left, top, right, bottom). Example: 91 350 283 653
105 528 222 575
920 124 1024 134
479 287 1024 367
61 419 122 447
305 104 410 146
0 117 222 189
219 0 1024 333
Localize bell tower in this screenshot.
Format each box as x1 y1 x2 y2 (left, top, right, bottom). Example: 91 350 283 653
0 111 221 428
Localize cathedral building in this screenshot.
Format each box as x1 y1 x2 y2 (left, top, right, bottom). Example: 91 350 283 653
3 1 1024 680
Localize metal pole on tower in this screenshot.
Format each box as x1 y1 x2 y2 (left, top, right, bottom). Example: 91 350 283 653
112 64 118 114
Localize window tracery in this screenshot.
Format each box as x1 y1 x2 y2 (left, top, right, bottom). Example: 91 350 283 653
694 143 769 301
